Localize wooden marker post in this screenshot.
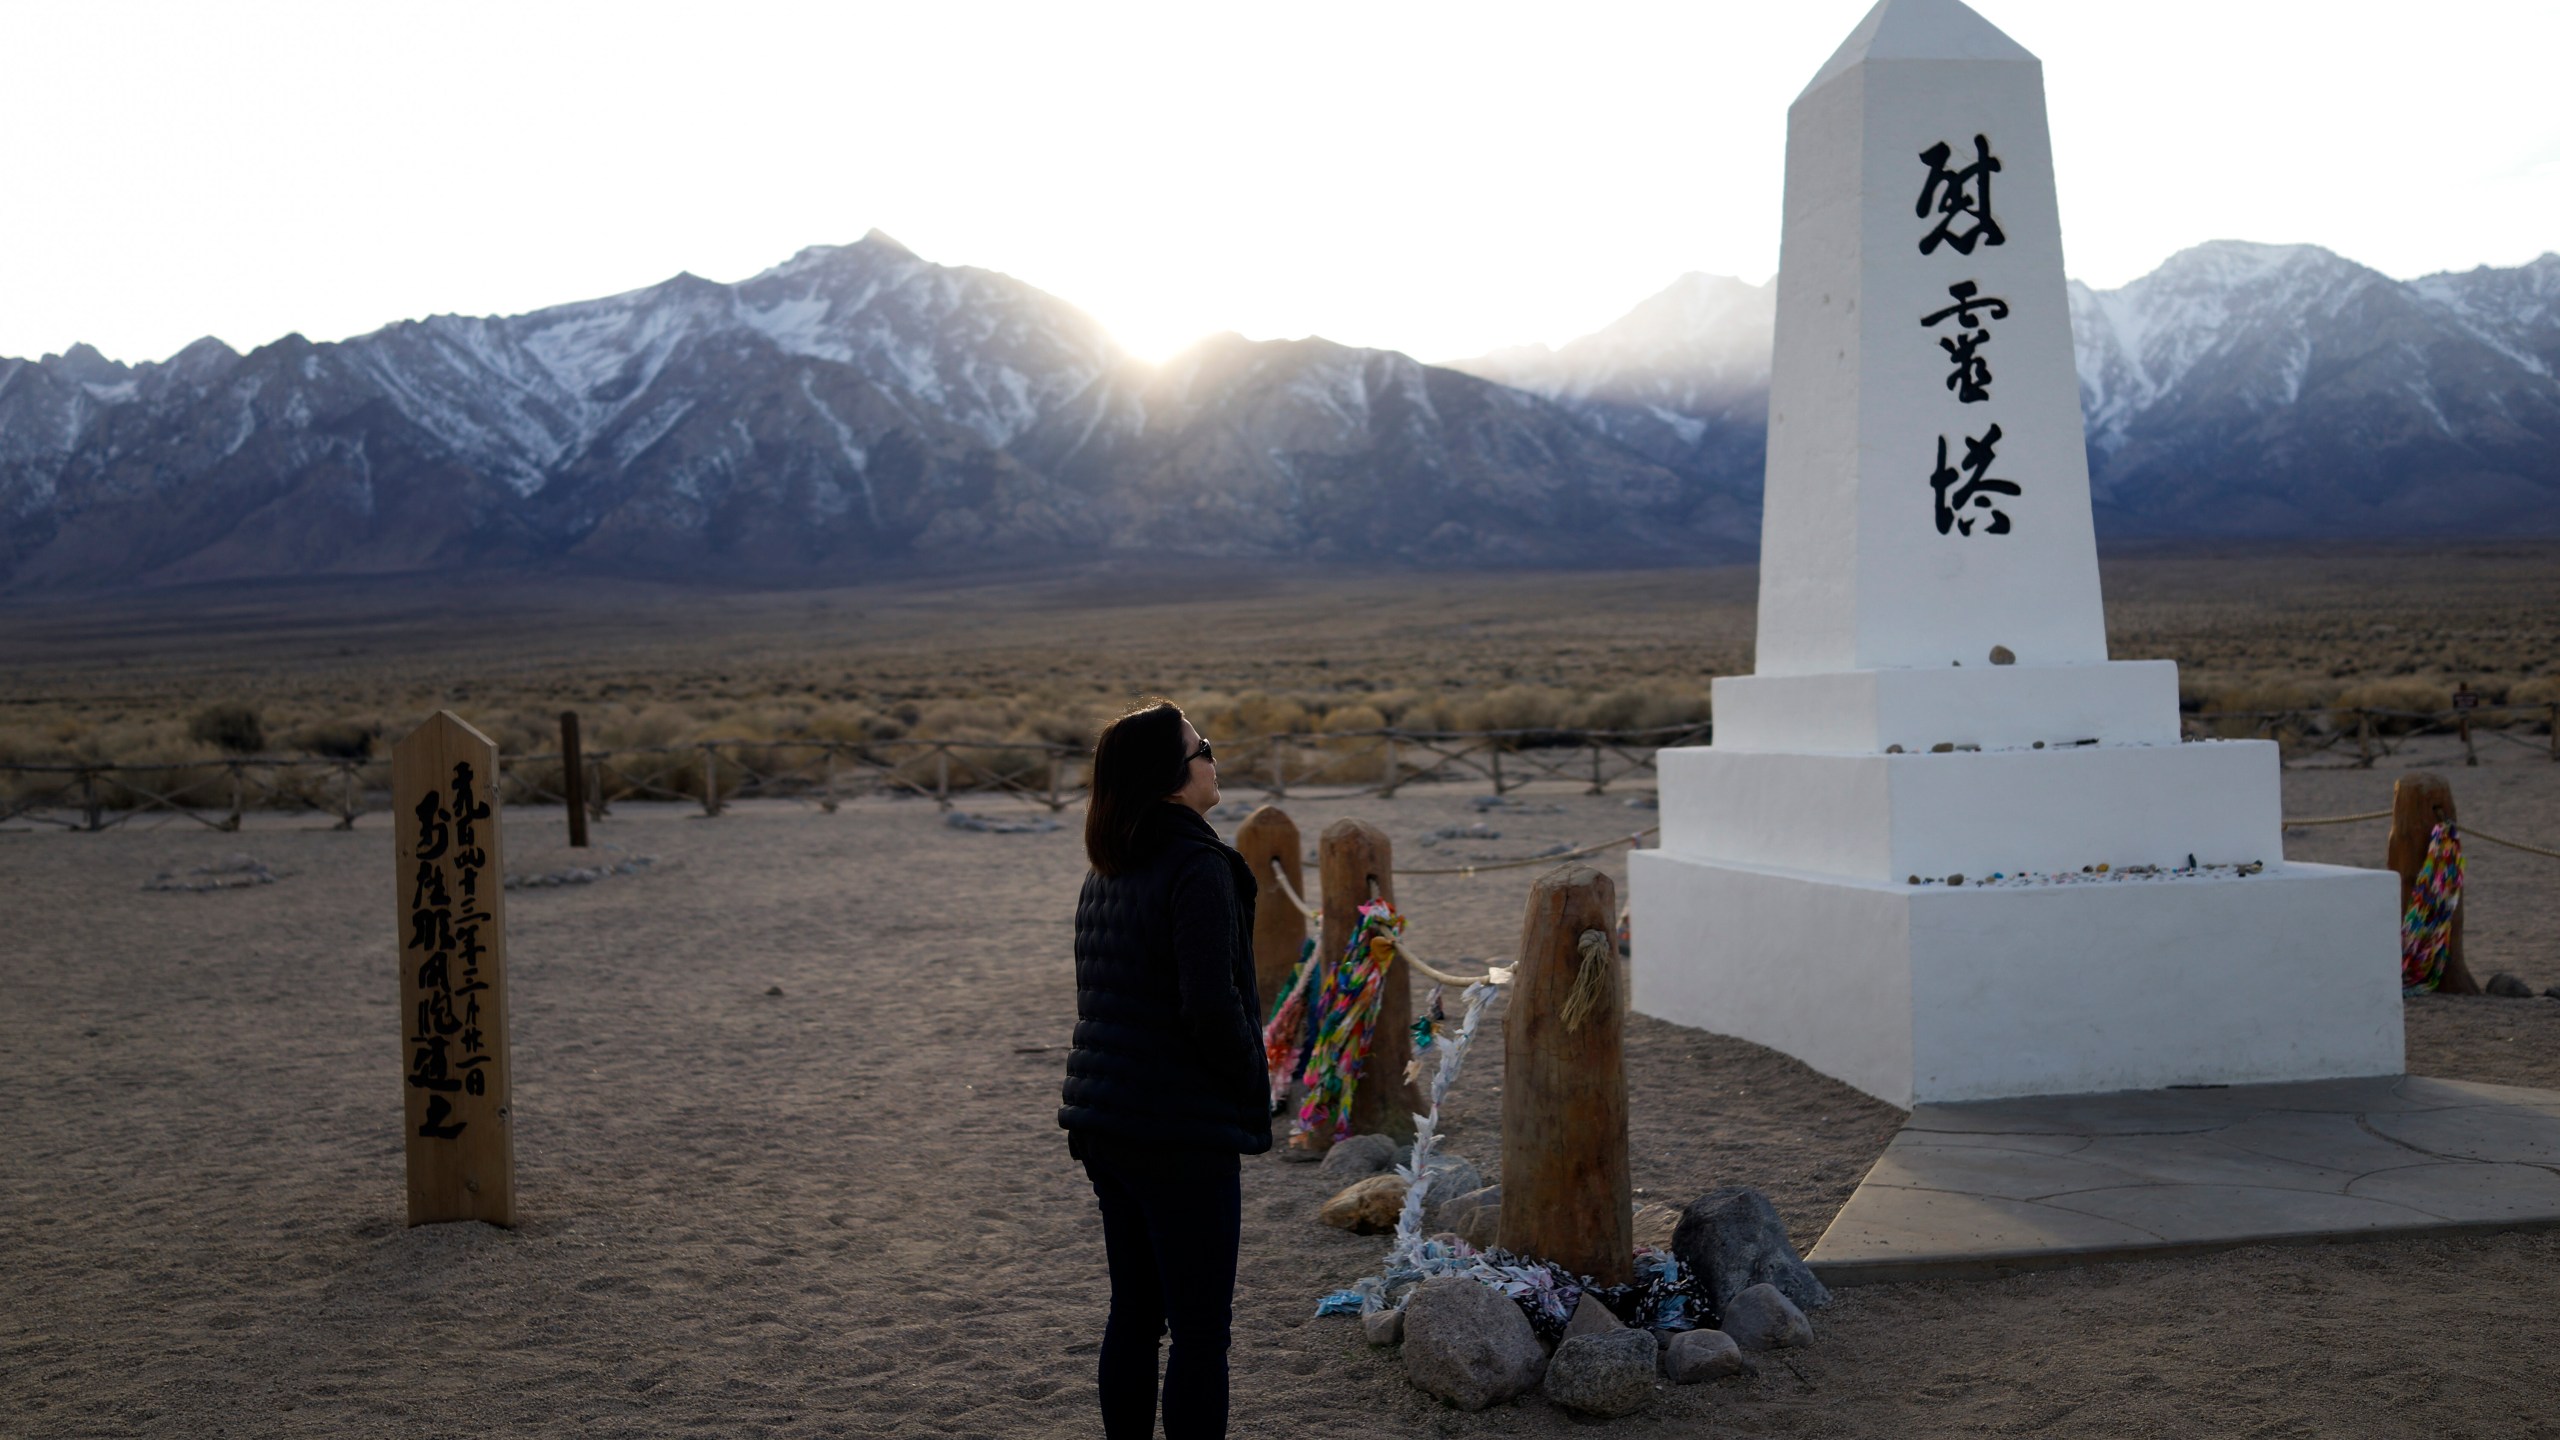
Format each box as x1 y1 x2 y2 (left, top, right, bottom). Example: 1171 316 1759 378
1235 806 1306 1022
560 710 589 849
393 711 516 1227
1321 818 1420 1142
2387 771 2477 995
1500 864 1631 1285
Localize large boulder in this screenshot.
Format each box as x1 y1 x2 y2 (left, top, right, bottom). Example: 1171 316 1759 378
1541 1330 1659 1418
1663 1328 1752 1383
1363 1307 1406 1347
1671 1187 1831 1314
1320 1132 1398 1180
1318 1174 1407 1234
1401 1276 1546 1410
1720 1283 1813 1352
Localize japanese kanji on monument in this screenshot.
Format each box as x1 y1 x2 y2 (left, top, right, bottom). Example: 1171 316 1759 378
1628 0 2404 1106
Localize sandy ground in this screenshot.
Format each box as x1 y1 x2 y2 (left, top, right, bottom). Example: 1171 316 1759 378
6 734 2560 1438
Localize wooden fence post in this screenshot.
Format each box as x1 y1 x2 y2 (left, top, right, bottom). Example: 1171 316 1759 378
1236 807 1307 1034
2550 702 2558 763
2356 709 2375 768
226 761 246 832
392 711 516 1228
821 743 840 814
560 711 589 848
1270 741 1287 799
1500 864 1631 1285
1380 733 1400 798
2387 772 2477 995
2455 685 2479 768
1490 747 1506 796
1588 741 1606 795
1321 818 1418 1142
336 761 360 830
701 742 723 817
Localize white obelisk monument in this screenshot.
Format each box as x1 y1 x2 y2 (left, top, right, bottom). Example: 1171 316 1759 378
1629 0 2405 1106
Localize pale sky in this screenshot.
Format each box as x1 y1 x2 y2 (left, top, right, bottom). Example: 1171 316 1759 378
5 1 2554 368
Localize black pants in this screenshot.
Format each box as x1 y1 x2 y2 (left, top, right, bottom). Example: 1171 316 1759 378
1074 1132 1241 1440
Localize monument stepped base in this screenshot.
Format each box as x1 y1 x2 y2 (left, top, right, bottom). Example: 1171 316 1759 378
1628 849 2405 1108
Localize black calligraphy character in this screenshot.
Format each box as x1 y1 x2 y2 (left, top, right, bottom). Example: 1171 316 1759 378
418 1092 467 1139
409 905 454 956
1919 280 2010 403
1917 135 2003 255
411 790 450 862
1938 330 1993 403
449 763 490 845
418 990 465 1039
1919 280 2010 329
408 1033 463 1093
408 860 450 912
1930 425 2022 536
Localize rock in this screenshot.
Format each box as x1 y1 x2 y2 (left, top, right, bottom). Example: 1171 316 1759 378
1363 1307 1406 1347
1402 1276 1546 1411
1318 1174 1408 1234
764 985 784 997
1319 1132 1397 1180
1671 1187 1831 1314
1930 741 1955 753
1421 1153 1482 1202
1456 1202 1501 1251
1947 873 1965 886
1426 1179 1497 1231
1989 645 2016 665
2487 972 2536 998
1561 1294 1623 1342
1632 1201 1682 1250
2545 985 2560 1000
1720 1283 1813 1351
1663 1328 1752 1383
1885 743 1904 753
1541 1330 1658 1417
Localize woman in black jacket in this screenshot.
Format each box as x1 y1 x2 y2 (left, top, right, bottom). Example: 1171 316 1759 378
1059 699 1271 1440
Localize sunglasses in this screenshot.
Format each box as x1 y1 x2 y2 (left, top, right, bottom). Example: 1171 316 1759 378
1185 739 1215 766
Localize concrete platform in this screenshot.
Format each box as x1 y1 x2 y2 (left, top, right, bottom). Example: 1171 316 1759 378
1808 1075 2560 1286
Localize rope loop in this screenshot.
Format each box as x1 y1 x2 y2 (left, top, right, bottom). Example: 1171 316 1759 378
1559 928 1615 1032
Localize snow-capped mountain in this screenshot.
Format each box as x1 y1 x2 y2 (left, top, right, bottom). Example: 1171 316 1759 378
1448 273 1775 497
1463 243 2560 540
6 235 2556 591
0 232 1723 588
2069 243 2560 534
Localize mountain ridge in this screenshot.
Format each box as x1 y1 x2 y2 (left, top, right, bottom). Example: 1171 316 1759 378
6 235 2556 591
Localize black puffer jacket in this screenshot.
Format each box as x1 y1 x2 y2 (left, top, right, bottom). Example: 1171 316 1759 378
1058 804 1273 1153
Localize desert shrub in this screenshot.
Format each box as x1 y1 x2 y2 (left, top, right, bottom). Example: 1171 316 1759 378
1312 704 1389 783
2336 678 2454 734
292 720 377 759
1233 693 1309 738
188 703 266 755
2202 678 2341 738
1452 685 1572 737
2508 676 2560 711
1571 681 1713 733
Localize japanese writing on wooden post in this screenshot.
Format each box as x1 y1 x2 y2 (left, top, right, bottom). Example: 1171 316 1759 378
393 710 516 1227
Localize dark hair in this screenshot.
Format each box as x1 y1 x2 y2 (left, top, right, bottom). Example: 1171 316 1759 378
1085 699 1191 877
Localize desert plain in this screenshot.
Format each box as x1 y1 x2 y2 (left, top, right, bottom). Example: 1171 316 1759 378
5 547 2560 1437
